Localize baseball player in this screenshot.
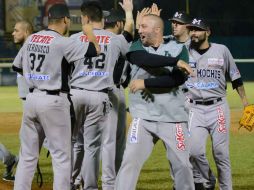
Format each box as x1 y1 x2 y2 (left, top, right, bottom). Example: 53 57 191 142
0 143 18 181
169 12 217 189
12 4 99 190
12 20 33 101
0 20 33 182
103 6 133 177
69 1 132 189
115 14 194 190
185 17 249 190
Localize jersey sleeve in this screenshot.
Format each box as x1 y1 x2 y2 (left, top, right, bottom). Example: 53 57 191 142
117 34 131 57
62 37 90 63
12 46 24 69
224 46 241 81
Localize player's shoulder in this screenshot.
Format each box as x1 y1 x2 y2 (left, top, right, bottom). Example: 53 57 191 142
210 43 230 53
69 31 83 39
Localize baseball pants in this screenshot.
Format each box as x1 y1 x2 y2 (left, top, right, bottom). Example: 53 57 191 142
189 98 232 190
0 143 16 166
71 88 110 190
14 91 72 190
115 118 194 190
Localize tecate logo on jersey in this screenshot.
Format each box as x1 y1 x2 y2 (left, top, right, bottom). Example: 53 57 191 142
26 73 50 81
30 35 55 44
80 35 111 45
175 124 186 151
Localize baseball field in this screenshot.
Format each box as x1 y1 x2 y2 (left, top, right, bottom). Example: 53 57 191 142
0 83 254 190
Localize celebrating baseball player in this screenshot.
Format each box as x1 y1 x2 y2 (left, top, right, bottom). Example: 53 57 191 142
69 1 132 189
102 0 134 181
12 3 99 190
185 17 249 190
115 14 194 190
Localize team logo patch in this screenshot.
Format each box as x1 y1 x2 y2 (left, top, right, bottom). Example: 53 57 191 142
175 123 186 151
230 68 240 77
208 58 224 66
217 106 227 133
129 118 140 143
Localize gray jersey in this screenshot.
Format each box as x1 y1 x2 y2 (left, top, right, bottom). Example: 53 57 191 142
70 30 130 90
13 30 91 91
186 43 241 101
129 40 189 122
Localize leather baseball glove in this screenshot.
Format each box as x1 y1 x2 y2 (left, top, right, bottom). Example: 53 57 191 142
239 104 254 132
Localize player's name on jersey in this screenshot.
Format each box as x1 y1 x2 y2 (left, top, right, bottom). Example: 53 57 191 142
27 44 49 54
30 35 55 44
80 35 111 45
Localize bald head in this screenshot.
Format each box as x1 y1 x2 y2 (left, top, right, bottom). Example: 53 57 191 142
143 14 164 35
138 14 164 47
12 20 33 44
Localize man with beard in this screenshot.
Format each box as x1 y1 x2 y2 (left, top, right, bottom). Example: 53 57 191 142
186 17 249 190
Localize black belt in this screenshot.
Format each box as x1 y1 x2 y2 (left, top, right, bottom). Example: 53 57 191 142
71 86 109 94
189 98 222 106
29 88 62 96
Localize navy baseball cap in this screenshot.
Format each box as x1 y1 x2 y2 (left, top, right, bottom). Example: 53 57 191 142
48 4 70 19
187 17 210 31
169 11 191 24
104 9 125 23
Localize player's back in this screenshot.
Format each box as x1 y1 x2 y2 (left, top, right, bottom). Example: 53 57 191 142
70 29 129 91
14 29 90 92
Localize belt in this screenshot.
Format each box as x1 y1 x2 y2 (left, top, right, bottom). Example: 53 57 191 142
189 97 222 106
71 86 109 94
29 88 62 96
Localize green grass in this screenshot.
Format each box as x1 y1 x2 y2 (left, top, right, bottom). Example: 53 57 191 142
0 83 254 189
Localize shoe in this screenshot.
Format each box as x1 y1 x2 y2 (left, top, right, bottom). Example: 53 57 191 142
204 187 215 190
2 156 18 181
2 174 15 181
195 183 205 190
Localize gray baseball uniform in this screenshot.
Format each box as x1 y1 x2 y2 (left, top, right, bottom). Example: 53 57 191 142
12 29 93 190
166 36 217 188
186 43 241 190
70 30 129 190
115 40 194 190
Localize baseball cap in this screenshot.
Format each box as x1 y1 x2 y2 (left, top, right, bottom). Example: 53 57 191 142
169 11 191 24
104 9 125 23
187 17 210 31
48 3 70 19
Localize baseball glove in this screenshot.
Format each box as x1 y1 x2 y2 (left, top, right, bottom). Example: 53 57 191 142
239 104 254 132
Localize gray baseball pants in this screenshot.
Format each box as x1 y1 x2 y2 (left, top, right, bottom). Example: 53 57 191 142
71 88 110 190
14 90 72 190
189 98 232 190
0 143 16 166
115 118 194 190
